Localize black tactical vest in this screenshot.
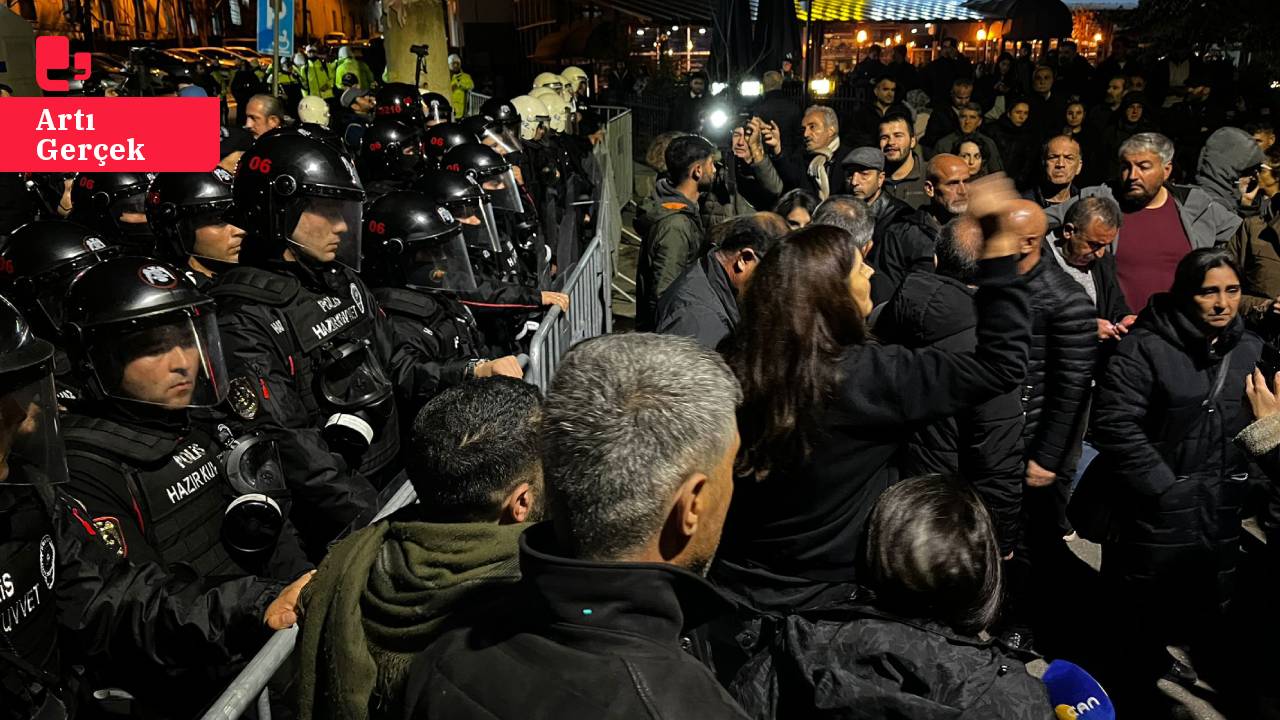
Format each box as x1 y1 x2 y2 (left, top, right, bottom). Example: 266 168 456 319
372 287 483 362
0 486 62 685
210 265 400 476
61 416 237 578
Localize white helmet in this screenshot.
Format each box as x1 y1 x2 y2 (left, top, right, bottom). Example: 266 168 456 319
556 74 578 110
562 66 588 94
510 94 551 141
529 87 566 132
532 72 564 94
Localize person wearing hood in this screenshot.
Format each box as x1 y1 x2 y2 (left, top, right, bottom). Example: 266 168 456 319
873 217 1026 557
1226 143 1280 330
1045 132 1244 313
1101 91 1157 179
296 378 542 720
983 99 1039 189
1195 126 1265 217
447 53 474 116
871 153 971 303
1084 248 1260 707
635 134 716 330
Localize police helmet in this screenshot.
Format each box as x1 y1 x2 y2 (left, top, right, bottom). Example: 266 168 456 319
529 87 567 133
68 172 157 251
374 82 426 125
480 97 522 135
422 122 478 167
62 256 228 409
145 169 240 263
363 190 475 292
421 91 453 126
231 127 365 270
440 143 525 215
533 72 564 93
461 113 522 156
562 66 588 94
411 170 502 253
359 119 425 182
0 221 118 343
510 95 551 141
0 296 68 487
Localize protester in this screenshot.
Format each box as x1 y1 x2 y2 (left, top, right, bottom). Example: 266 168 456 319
714 173 1031 622
842 146 912 238
879 110 930 208
656 213 789 350
933 101 1004 173
956 139 990 178
635 134 717 330
873 217 1026 555
848 75 907 148
984 99 1039 189
1049 196 1135 336
1194 126 1265 215
871 153 971 303
1024 135 1084 208
922 78 976 154
773 188 819 228
1084 248 1260 709
401 334 748 718
753 71 803 158
244 93 285 138
296 378 542 720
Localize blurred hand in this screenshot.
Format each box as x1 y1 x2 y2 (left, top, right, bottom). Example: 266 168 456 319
1119 314 1138 329
1025 459 1057 488
1097 318 1122 341
541 291 570 312
964 173 1022 259
747 117 767 163
264 570 315 630
761 120 782 156
1246 368 1280 420
1239 175 1261 207
475 355 524 379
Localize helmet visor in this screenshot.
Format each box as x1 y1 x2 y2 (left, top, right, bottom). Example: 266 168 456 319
423 98 452 125
520 115 549 141
181 205 243 264
0 371 68 487
88 306 229 409
476 125 523 155
405 230 477 293
289 196 364 272
445 194 504 254
478 168 525 214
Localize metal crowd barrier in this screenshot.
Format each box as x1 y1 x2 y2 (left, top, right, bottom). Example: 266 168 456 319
200 94 625 720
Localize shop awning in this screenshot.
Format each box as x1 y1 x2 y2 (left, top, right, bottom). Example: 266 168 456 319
529 19 626 61
794 0 986 23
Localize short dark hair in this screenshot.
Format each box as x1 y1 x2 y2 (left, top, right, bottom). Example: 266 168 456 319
711 213 789 256
408 377 543 522
879 109 915 138
959 101 982 115
1064 195 1122 231
865 474 1003 635
1170 247 1241 299
664 134 715 184
0 83 13 95
951 78 974 90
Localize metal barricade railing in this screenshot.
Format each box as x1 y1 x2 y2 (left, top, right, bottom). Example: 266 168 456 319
200 97 621 720
467 91 492 117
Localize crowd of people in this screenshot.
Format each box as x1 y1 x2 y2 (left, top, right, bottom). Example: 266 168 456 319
3 34 1280 720
628 37 1280 718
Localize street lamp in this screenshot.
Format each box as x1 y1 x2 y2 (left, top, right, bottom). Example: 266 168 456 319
810 77 832 95
856 29 868 43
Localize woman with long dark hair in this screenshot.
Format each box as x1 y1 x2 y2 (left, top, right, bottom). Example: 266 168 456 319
714 175 1031 612
773 189 820 229
1084 248 1261 705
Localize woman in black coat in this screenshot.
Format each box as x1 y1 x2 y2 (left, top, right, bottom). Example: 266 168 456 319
714 176 1031 612
983 99 1039 190
1088 248 1261 702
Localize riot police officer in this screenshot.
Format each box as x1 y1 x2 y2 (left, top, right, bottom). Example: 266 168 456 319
358 118 426 199
0 296 311 720
145 169 246 287
362 190 523 429
480 96 524 144
421 91 453 127
374 82 427 126
422 122 477 171
208 126 402 556
67 172 156 253
57 256 311 714
414 169 565 356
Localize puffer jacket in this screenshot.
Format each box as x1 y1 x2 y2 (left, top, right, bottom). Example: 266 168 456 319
1090 294 1261 606
635 178 706 330
727 603 1051 720
874 272 1026 554
1195 126 1264 215
1021 254 1098 475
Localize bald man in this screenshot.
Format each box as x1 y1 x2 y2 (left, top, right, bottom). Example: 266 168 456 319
995 198 1098 653
870 154 972 303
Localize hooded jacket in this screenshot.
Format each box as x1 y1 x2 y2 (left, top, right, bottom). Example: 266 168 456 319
636 178 706 330
1195 126 1265 215
1089 294 1259 602
873 272 1026 553
400 523 750 719
728 604 1050 720
1227 211 1280 328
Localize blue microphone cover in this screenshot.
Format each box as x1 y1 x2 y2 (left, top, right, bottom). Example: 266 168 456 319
1043 660 1116 720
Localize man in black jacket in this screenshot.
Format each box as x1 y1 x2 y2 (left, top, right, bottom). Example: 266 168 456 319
999 199 1098 651
1047 195 1135 339
871 153 970 304
656 212 789 351
402 334 748 719
752 71 803 159
874 216 1026 555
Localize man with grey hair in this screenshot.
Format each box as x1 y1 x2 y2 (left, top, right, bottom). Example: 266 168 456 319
1045 132 1242 312
753 104 851 201
402 334 749 719
812 195 875 255
1049 196 1135 340
243 94 285 138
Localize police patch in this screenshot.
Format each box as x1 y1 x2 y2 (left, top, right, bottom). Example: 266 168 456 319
83 236 107 252
229 376 260 420
350 282 365 315
39 535 55 589
213 167 234 184
92 517 127 558
138 264 177 288
438 207 454 224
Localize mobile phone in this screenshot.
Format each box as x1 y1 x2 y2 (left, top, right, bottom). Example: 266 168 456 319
1257 342 1280 379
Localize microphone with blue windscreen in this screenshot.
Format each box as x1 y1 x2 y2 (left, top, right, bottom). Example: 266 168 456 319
1043 660 1115 720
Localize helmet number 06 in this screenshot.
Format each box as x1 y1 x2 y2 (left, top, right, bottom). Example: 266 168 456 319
247 156 273 174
